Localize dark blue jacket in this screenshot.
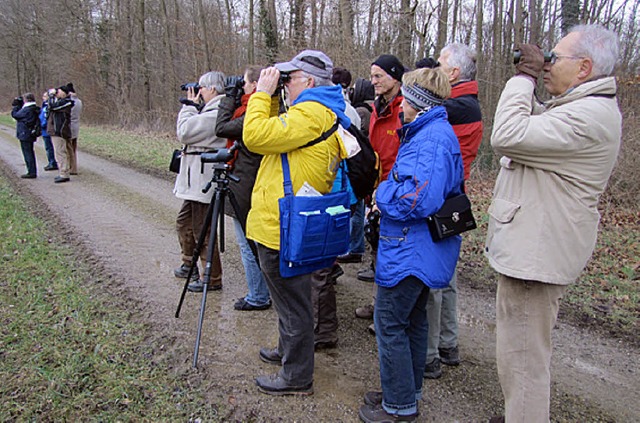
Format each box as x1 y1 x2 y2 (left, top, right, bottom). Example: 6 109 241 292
11 103 41 142
375 105 464 288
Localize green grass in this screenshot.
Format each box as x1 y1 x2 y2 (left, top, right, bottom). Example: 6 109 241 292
0 113 16 127
0 178 221 421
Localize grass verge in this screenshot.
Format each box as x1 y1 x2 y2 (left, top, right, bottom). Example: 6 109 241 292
0 176 220 421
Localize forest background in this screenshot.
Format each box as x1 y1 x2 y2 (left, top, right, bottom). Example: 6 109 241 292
0 0 638 206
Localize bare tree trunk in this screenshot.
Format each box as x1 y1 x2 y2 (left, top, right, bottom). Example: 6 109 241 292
561 0 580 34
451 0 460 42
436 0 449 53
365 0 376 53
196 0 212 70
249 0 255 63
397 0 412 65
338 0 354 51
291 0 306 51
260 0 278 63
138 0 151 111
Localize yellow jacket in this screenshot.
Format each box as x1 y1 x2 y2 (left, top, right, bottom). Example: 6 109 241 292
243 92 347 250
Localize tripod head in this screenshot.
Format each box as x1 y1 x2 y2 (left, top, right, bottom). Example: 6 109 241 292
200 142 240 193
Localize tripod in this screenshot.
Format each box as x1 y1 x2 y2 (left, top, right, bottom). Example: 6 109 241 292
174 160 245 368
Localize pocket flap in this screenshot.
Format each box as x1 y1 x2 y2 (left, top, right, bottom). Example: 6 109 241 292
488 198 520 223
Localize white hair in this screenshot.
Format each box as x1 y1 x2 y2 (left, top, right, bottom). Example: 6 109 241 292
568 24 619 77
300 71 333 87
441 43 477 81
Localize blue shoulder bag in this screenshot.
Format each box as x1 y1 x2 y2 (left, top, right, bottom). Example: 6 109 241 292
278 153 351 278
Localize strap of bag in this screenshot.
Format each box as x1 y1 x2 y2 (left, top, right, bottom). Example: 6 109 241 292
299 121 339 149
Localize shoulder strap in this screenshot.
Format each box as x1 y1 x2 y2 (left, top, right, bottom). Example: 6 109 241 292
281 153 294 197
299 121 339 149
587 93 616 99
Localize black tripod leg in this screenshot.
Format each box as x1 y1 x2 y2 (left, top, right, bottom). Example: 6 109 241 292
193 189 223 368
175 199 215 319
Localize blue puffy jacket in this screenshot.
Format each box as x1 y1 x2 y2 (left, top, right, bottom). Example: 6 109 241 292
375 106 464 289
40 102 49 137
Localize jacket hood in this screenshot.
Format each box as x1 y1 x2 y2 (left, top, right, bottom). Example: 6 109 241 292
293 85 351 128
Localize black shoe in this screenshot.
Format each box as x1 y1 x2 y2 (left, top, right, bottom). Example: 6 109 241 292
54 176 70 183
337 252 363 263
424 358 442 379
363 391 383 406
234 298 271 311
259 347 282 365
255 373 313 396
174 263 200 281
358 404 417 422
20 174 37 179
44 165 58 171
314 340 337 351
187 279 222 292
439 346 460 366
329 263 344 281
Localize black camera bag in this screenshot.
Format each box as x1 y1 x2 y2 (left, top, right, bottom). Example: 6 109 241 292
426 193 477 241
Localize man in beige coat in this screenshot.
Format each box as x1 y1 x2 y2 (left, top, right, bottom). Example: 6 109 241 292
486 25 622 422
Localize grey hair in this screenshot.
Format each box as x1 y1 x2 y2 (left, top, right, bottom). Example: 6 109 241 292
567 24 619 77
199 71 226 94
441 43 477 81
300 71 334 87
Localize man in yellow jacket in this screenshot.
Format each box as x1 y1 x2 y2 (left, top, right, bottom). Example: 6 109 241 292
243 50 349 396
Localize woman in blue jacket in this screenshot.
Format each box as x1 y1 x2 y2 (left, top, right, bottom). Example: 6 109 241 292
11 93 41 179
359 68 464 422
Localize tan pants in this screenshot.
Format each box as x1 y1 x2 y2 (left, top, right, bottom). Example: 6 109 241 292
496 274 566 423
51 136 72 178
69 137 78 174
176 200 222 284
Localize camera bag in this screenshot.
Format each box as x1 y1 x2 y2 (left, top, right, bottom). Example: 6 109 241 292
426 192 477 241
169 149 182 173
278 153 350 278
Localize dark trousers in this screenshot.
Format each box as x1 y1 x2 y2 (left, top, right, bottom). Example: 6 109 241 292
19 140 37 176
257 243 314 387
312 267 337 345
42 135 57 167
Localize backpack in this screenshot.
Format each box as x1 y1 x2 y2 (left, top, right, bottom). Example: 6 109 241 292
304 122 381 200
28 106 42 138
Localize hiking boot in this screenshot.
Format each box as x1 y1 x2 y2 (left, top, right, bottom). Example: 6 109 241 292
424 358 442 379
357 265 375 282
259 347 282 365
329 263 344 283
439 346 460 366
255 373 313 396
21 173 37 179
355 304 374 319
187 279 222 292
44 165 58 171
314 340 337 351
337 252 363 263
364 391 383 406
234 298 271 311
174 263 199 279
54 176 70 183
358 404 417 422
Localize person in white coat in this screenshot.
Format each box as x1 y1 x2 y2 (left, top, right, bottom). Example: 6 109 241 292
173 71 227 292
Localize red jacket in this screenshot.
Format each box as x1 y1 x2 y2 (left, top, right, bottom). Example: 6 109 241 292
445 81 483 180
369 94 404 180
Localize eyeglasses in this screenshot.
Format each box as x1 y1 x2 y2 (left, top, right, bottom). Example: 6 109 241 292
549 52 585 65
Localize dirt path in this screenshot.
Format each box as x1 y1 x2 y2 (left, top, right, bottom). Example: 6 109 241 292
1 127 638 422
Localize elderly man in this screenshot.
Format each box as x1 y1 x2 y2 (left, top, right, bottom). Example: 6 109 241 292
243 50 348 396
47 85 75 183
486 25 622 422
174 71 227 292
418 43 484 379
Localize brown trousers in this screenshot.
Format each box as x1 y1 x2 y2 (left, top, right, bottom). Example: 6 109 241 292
176 200 222 284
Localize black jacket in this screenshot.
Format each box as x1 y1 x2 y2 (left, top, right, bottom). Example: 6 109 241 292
11 103 41 142
47 96 74 139
214 95 263 227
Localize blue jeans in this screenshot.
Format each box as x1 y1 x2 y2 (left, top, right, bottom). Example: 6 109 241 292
349 199 365 254
20 140 37 175
42 134 57 167
233 218 270 306
375 276 429 416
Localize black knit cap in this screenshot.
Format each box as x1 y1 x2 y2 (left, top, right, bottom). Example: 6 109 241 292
66 83 76 93
332 67 352 88
58 85 71 94
372 54 405 82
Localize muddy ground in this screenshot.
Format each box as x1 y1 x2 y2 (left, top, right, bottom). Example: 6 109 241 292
0 127 638 422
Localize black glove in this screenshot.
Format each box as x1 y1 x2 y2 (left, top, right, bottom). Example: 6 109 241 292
515 44 545 79
12 97 23 107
